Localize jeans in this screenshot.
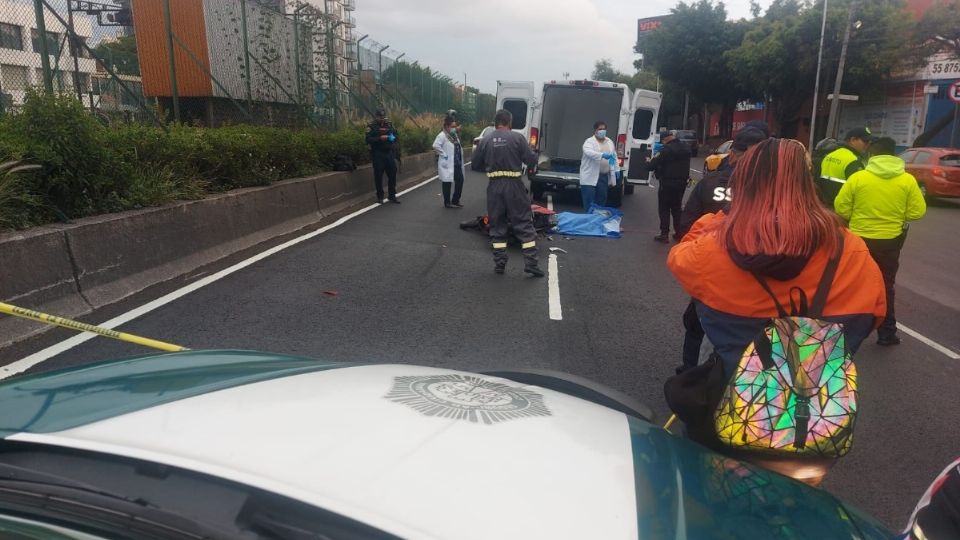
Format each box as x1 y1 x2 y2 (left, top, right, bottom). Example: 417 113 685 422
581 173 609 209
862 233 906 339
682 299 705 368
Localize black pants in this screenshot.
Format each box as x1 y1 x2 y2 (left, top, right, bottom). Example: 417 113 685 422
487 178 538 269
372 153 398 200
863 234 906 339
682 299 705 368
442 167 464 205
658 181 686 235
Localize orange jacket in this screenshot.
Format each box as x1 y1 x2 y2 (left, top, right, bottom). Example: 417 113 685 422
668 213 886 373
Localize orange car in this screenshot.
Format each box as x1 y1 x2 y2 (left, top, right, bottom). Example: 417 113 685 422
901 147 960 198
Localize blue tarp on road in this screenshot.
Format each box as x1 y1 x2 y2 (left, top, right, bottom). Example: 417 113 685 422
553 204 622 238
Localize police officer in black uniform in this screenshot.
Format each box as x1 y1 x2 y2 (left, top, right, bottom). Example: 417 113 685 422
366 108 401 204
471 109 544 277
673 125 768 374
648 130 692 242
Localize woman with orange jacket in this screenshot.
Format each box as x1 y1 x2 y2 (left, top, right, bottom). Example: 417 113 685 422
667 138 887 378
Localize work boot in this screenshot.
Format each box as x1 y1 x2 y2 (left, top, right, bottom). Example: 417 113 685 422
654 233 670 243
492 243 508 274
524 266 545 278
494 264 505 275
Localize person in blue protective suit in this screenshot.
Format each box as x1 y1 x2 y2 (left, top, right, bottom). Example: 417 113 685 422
366 108 401 204
579 120 618 209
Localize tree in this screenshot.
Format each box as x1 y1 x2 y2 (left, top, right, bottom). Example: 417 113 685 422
727 0 919 139
642 0 749 136
94 35 139 77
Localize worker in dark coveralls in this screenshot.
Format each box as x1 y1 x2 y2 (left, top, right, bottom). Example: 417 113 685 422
366 108 401 204
471 109 544 277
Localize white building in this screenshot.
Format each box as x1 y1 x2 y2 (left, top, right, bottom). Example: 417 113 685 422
0 0 97 108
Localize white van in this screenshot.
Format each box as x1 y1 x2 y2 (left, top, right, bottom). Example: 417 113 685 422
495 79 662 207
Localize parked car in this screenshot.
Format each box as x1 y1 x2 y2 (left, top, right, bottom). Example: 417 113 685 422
703 139 733 173
673 129 699 156
0 350 892 539
500 79 663 207
473 125 495 147
900 147 960 198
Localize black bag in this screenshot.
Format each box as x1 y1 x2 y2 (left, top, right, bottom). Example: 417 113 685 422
333 154 356 172
663 353 726 451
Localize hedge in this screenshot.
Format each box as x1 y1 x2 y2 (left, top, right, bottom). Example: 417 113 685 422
0 91 479 230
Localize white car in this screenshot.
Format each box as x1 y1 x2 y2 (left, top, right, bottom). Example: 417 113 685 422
0 350 892 539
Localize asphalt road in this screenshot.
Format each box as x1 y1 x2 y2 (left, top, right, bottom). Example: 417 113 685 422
2 159 959 531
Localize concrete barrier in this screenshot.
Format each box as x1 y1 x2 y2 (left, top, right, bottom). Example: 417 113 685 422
0 149 458 349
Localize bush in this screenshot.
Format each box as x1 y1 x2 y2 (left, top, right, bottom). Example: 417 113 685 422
0 91 487 231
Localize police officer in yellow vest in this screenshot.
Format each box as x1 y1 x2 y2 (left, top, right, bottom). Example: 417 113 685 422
817 127 873 206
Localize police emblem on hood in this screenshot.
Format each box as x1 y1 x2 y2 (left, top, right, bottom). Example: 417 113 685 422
386 375 551 424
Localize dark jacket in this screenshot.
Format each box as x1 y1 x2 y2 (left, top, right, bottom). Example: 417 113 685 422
366 120 399 155
471 129 537 174
678 157 732 237
649 138 692 183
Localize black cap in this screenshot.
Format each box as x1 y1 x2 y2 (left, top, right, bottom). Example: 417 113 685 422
743 120 771 137
374 108 386 118
732 127 767 151
844 127 875 141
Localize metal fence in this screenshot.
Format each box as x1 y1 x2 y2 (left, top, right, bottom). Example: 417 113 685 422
0 0 488 128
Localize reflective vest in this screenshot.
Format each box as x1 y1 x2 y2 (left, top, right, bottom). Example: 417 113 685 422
820 146 861 184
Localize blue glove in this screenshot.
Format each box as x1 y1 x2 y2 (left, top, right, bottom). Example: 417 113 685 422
441 155 449 161
387 133 396 142
601 152 615 160
608 156 617 168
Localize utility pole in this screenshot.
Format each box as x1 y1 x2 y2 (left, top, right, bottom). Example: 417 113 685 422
825 1 857 139
809 0 829 150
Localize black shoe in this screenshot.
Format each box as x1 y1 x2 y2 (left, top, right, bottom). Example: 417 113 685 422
654 234 670 243
524 266 545 278
375 196 385 204
452 203 464 208
877 335 901 346
494 266 505 274
388 198 401 204
444 203 455 208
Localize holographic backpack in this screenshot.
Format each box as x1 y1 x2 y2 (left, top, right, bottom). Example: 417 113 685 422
714 235 858 458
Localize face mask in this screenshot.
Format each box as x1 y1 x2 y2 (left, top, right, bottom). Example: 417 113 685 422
449 127 457 135
596 129 607 139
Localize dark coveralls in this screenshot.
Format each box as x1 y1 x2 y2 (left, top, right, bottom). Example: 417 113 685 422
676 157 734 371
649 139 692 237
366 119 399 201
471 129 540 271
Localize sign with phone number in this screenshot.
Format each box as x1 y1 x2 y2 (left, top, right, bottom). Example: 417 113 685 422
923 59 960 79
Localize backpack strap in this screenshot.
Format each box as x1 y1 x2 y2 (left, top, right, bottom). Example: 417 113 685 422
809 231 845 318
751 273 789 318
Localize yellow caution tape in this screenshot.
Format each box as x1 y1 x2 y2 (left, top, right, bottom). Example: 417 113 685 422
0 302 188 352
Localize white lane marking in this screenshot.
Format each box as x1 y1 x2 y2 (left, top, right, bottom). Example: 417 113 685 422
548 254 562 321
0 168 459 380
546 194 553 211
897 323 960 360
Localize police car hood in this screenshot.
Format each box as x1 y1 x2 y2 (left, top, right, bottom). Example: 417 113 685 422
0 351 890 540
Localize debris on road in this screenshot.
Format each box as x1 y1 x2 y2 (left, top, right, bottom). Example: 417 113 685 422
549 247 567 254
322 291 338 297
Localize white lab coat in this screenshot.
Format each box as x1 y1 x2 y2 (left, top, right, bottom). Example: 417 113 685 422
580 136 616 187
432 132 465 183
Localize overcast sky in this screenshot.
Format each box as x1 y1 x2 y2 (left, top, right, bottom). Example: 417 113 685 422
352 0 773 94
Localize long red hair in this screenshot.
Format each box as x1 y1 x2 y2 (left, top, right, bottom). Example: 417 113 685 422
717 138 842 257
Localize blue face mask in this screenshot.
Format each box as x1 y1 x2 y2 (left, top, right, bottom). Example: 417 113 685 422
449 127 457 135
596 129 607 139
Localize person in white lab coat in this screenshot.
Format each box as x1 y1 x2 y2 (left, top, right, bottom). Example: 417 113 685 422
432 115 466 208
579 121 617 209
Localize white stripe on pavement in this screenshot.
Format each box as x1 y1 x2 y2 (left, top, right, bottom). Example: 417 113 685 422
0 168 457 380
548 254 562 321
897 323 960 360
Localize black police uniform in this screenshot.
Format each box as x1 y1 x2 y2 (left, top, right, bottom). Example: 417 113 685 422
649 138 692 239
366 118 400 202
471 128 542 275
